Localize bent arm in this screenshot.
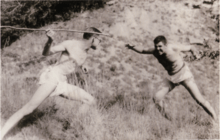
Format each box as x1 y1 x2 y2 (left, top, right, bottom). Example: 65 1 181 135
42 30 56 56
172 43 200 59
42 30 67 56
42 40 70 56
172 43 197 52
42 37 53 56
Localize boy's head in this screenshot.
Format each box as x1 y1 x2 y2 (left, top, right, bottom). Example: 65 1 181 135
83 27 102 49
154 35 167 46
154 35 167 55
83 27 102 40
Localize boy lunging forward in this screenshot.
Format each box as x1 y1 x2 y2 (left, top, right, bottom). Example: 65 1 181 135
1 27 102 139
126 35 217 121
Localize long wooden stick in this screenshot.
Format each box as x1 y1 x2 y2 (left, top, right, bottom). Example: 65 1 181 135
0 26 112 37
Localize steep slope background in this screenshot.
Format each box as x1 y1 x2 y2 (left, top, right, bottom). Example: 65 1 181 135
1 0 219 140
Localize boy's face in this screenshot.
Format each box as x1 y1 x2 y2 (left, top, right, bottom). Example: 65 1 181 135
155 41 166 55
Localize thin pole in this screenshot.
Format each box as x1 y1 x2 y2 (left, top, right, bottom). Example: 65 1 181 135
0 26 112 37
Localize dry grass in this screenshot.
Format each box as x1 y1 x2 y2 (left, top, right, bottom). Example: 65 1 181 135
1 0 219 139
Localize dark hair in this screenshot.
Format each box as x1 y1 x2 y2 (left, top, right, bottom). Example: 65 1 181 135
154 35 167 45
83 27 102 40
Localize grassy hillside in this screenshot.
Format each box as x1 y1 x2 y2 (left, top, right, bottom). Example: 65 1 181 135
1 0 219 139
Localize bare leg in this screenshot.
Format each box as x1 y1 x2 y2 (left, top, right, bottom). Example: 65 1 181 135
181 79 217 121
1 83 57 139
153 79 176 121
60 84 96 114
61 84 96 105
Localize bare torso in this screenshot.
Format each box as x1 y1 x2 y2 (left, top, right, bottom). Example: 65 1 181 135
53 39 88 75
153 44 184 75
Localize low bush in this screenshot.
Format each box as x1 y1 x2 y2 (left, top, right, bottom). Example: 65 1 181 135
1 0 106 48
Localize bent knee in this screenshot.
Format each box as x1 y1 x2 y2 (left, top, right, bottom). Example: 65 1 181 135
153 87 169 103
86 96 96 105
21 103 37 116
81 94 96 105
78 89 96 105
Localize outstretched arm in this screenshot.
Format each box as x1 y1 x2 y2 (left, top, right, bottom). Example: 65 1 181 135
172 43 200 59
125 44 155 54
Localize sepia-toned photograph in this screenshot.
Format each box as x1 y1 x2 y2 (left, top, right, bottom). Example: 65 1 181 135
1 0 219 139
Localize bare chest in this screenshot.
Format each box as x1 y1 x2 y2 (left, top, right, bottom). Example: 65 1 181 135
154 50 182 65
62 46 87 66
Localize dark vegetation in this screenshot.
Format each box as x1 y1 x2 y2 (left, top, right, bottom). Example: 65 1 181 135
1 0 106 48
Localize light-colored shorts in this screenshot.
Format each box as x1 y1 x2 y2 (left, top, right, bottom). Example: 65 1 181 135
167 63 193 84
38 67 89 99
162 63 194 90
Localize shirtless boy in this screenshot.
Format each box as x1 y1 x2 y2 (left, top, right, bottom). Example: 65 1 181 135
126 35 217 121
1 27 102 139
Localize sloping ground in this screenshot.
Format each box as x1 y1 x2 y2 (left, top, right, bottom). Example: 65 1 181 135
85 0 219 114
1 0 219 139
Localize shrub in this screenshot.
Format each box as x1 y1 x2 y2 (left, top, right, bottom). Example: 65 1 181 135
1 0 106 48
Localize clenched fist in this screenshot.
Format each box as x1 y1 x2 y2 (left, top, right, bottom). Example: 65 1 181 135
46 29 55 40
125 44 135 49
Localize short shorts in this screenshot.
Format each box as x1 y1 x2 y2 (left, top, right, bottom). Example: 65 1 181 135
161 63 194 91
167 63 193 84
38 66 88 99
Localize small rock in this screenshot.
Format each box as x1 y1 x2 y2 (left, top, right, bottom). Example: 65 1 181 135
106 0 116 5
184 3 189 6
